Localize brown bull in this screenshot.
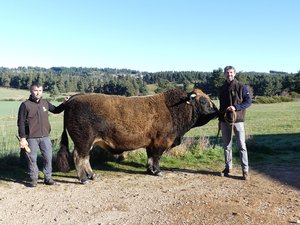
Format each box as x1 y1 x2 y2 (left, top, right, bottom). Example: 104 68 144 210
56 88 218 184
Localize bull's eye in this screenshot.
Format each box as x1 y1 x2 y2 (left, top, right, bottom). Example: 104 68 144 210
200 96 207 105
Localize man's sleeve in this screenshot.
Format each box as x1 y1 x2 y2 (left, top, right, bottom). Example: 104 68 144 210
234 85 252 111
48 101 65 114
17 103 27 138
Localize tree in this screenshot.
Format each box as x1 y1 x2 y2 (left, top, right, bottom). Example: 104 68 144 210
77 79 86 92
154 79 177 93
0 73 10 87
204 68 223 96
10 76 21 89
50 84 60 97
183 81 194 92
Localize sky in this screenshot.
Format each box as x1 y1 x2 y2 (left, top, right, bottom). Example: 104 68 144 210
0 0 299 73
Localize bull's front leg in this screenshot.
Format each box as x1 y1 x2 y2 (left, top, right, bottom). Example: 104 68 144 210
146 148 163 176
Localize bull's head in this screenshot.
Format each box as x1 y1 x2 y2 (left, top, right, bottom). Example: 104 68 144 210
188 88 219 127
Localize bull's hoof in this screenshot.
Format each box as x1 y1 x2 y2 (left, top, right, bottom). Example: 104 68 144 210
80 180 89 185
147 169 163 176
80 178 89 185
146 169 154 175
88 173 96 180
155 171 163 176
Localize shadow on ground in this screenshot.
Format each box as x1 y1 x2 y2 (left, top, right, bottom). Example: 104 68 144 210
0 133 299 189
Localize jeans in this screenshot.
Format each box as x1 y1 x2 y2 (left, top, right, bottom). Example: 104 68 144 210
220 121 249 172
27 137 53 181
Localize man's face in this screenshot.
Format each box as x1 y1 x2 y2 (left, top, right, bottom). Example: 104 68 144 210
30 86 43 100
224 68 236 82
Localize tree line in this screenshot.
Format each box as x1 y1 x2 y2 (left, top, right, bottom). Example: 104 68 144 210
0 66 299 97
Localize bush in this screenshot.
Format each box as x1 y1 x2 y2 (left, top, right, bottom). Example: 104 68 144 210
166 136 210 158
3 98 16 101
253 96 293 104
290 92 300 98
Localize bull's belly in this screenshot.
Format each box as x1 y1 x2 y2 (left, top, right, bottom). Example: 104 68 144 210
92 136 149 152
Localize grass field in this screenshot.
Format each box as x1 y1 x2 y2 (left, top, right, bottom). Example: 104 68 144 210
0 87 299 178
0 87 52 101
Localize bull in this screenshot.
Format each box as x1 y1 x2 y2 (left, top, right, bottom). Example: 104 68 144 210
56 88 218 184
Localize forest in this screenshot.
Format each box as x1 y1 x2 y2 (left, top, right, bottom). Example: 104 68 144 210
0 66 299 97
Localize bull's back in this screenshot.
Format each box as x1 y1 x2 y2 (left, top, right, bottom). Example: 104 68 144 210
65 94 174 150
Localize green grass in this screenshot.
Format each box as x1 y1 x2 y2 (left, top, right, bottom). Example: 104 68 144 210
0 87 29 101
0 86 299 180
0 87 53 101
246 102 300 135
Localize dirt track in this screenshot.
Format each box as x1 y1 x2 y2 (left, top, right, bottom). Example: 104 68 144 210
0 165 299 225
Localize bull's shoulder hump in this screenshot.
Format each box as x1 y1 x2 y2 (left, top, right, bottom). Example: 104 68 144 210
68 93 164 105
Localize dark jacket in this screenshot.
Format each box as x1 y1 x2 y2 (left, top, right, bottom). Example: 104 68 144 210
219 78 252 122
17 95 65 138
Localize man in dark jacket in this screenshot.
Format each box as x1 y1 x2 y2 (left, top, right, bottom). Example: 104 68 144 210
17 82 69 187
219 66 252 180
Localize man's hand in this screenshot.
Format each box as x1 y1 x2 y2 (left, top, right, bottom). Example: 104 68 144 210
226 106 236 112
63 96 70 104
19 138 30 152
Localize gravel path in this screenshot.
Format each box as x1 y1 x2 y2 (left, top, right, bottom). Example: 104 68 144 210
0 166 299 225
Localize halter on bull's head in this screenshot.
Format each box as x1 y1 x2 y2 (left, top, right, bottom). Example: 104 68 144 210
186 93 197 105
187 88 216 109
186 88 219 126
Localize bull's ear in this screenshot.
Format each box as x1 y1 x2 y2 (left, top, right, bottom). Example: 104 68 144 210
186 93 197 104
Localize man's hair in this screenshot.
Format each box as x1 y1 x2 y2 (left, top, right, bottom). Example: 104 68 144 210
224 66 236 73
30 82 43 90
30 82 43 88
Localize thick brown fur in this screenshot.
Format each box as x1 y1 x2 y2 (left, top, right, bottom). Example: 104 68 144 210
56 88 218 183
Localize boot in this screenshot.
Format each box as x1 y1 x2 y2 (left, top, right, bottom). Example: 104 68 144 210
28 179 37 187
44 178 57 185
220 168 231 177
242 171 250 180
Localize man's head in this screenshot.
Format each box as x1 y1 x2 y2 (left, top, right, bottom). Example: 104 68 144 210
224 66 236 83
30 82 43 101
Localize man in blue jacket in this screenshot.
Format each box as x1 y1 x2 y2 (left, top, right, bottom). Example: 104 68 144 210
219 66 252 180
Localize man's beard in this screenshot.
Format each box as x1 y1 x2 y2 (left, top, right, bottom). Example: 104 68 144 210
30 94 41 102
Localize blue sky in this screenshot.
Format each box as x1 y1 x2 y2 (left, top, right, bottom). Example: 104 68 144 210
0 0 299 73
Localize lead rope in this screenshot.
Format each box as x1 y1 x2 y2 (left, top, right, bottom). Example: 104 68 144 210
224 110 237 125
212 110 237 149
213 88 237 148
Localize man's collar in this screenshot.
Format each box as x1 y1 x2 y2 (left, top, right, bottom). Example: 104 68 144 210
29 95 42 103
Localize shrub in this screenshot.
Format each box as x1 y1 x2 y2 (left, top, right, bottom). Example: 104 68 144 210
166 136 210 157
253 96 293 104
290 92 300 98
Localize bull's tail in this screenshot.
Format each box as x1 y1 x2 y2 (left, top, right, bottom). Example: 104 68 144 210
56 115 71 172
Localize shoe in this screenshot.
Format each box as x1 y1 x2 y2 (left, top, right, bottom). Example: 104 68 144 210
220 168 231 177
28 180 37 187
242 172 250 180
44 178 57 185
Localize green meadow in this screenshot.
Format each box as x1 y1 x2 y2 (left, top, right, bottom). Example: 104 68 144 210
0 87 299 179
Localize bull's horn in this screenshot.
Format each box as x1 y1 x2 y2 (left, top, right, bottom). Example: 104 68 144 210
186 93 197 104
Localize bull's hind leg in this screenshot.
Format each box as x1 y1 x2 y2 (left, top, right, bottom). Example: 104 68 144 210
73 148 96 184
146 148 163 176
